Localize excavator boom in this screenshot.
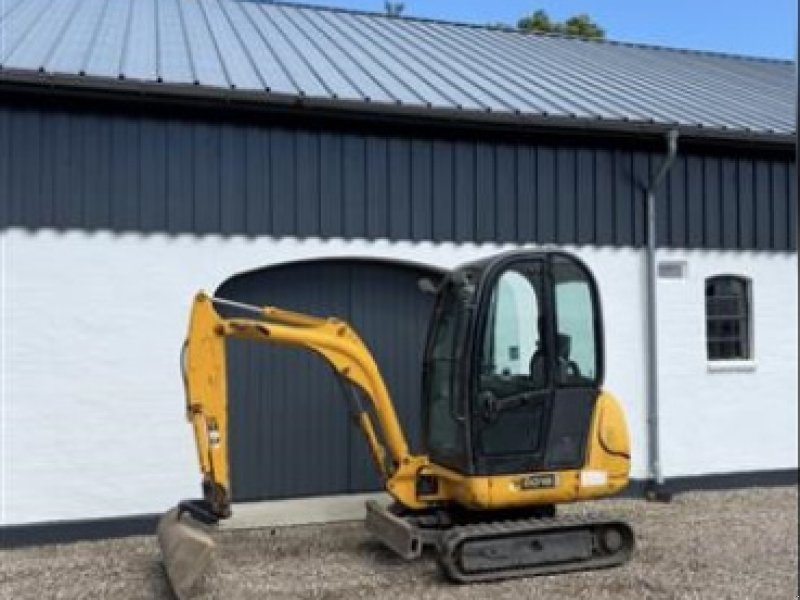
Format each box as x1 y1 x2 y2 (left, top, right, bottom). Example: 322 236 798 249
159 292 430 598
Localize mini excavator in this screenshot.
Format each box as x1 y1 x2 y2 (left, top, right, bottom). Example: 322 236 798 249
158 250 634 598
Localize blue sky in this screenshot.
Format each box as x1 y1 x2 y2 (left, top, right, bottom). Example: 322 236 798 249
286 0 797 59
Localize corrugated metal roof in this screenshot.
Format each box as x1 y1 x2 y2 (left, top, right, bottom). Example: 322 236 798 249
0 0 796 137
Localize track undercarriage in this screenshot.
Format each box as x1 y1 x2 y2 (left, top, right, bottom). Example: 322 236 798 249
365 500 634 583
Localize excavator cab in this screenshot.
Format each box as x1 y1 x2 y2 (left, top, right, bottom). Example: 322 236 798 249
424 251 605 479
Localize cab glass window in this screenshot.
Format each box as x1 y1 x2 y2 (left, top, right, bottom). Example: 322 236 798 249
480 264 547 394
553 257 599 385
425 279 469 458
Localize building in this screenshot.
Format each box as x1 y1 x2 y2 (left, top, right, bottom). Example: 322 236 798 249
0 0 796 541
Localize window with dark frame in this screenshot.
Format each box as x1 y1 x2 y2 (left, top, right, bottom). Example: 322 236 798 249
705 276 752 361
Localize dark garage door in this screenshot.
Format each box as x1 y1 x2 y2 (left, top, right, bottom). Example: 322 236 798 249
216 258 440 501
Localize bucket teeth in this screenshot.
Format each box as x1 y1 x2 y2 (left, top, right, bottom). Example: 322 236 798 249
157 506 216 600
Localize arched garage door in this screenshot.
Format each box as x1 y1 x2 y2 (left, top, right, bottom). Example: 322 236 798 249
216 259 441 502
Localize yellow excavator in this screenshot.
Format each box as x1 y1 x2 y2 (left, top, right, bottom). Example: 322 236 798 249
158 250 634 598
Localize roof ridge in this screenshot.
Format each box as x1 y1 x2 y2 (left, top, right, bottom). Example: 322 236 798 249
248 0 795 65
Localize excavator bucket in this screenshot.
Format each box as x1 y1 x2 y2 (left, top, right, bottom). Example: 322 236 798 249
157 506 216 600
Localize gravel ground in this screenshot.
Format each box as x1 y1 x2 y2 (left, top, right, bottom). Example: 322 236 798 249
2 487 796 599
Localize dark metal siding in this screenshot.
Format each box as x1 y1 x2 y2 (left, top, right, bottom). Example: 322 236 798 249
0 104 796 251
218 260 436 500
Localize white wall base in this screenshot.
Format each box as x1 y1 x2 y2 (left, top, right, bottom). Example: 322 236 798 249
655 249 798 477
1 228 795 526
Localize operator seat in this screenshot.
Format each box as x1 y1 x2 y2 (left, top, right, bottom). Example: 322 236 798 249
530 332 578 386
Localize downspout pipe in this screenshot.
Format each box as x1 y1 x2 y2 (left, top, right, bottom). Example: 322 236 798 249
644 129 679 502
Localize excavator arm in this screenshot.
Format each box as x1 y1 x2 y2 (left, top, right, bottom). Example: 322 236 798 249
180 292 426 520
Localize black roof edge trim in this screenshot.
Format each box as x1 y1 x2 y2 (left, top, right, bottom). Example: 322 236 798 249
0 72 795 152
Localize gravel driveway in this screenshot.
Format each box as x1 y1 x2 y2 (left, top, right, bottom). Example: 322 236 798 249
2 486 796 599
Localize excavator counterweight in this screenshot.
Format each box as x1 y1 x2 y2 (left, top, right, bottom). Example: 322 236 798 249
158 250 634 598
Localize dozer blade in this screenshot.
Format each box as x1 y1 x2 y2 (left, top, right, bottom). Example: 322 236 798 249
157 506 216 600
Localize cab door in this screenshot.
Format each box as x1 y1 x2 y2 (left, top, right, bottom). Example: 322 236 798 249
542 254 604 470
472 259 554 475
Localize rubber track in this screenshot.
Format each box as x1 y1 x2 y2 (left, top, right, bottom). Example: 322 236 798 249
437 513 634 583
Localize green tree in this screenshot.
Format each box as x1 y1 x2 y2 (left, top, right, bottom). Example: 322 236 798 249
517 9 605 39
561 14 605 39
517 9 554 33
384 2 405 17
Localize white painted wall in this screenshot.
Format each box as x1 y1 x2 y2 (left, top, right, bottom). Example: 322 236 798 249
0 228 794 526
655 249 798 477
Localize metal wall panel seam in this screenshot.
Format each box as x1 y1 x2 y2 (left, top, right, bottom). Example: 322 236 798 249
736 158 754 248
787 163 795 250
364 136 388 239
515 144 535 242
294 130 322 237
316 132 324 236
719 158 738 249
36 108 54 226
25 110 43 226
512 144 521 241
0 102 793 249
687 156 705 248
700 156 712 248
768 163 784 250
754 160 772 249
488 143 508 242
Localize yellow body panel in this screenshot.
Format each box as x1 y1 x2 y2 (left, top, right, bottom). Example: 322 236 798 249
182 292 630 517
408 391 630 510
